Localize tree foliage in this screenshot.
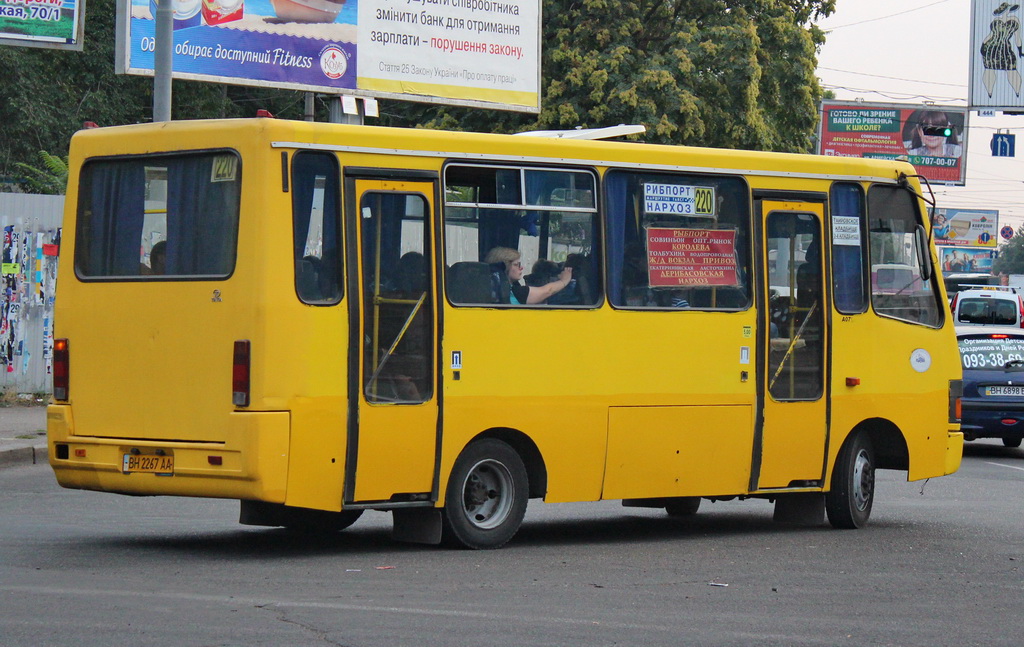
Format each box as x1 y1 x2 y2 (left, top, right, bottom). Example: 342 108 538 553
14 151 69 194
383 0 835 151
993 227 1024 275
0 0 331 192
0 0 835 193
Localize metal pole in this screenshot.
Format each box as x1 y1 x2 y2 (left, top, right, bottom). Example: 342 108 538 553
304 93 315 122
153 1 173 122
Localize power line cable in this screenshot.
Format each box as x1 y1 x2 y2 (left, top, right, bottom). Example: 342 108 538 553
817 66 966 89
819 0 954 31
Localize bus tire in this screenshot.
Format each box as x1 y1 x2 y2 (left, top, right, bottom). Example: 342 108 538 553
825 431 875 529
284 509 364 534
665 497 701 516
1002 436 1022 448
442 439 528 550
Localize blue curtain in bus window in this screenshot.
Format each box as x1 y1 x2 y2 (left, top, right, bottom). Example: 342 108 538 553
82 162 145 276
604 173 629 305
831 184 867 313
166 156 240 275
379 194 407 283
477 209 521 260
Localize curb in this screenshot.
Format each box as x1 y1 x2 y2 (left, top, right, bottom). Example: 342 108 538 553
0 443 48 470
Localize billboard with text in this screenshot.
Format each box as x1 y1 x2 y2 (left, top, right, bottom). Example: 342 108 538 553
933 207 1000 248
0 0 84 50
817 100 968 186
116 0 540 112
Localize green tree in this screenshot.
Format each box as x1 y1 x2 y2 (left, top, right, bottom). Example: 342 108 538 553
382 0 835 151
0 0 835 192
992 227 1024 275
0 0 326 192
14 151 68 194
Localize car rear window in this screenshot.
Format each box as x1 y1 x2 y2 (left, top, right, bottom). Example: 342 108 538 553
958 334 1024 369
956 297 1019 325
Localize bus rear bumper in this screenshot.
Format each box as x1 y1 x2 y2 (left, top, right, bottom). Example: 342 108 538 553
47 405 290 502
945 431 964 475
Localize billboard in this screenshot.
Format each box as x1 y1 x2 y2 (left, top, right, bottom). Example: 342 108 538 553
817 100 969 186
938 247 996 273
970 0 1024 110
115 0 541 113
0 0 85 50
933 207 1000 248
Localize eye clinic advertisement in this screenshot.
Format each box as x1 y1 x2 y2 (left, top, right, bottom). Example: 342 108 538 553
117 0 540 111
817 99 968 186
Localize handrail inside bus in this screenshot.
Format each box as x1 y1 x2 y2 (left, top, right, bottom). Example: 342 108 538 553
366 292 427 393
770 301 818 390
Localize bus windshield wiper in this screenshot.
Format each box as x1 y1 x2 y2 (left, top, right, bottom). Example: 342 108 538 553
1004 359 1024 368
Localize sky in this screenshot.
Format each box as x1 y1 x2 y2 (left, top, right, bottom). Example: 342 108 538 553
814 0 1024 232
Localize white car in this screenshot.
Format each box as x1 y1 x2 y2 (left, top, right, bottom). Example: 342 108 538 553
950 287 1024 328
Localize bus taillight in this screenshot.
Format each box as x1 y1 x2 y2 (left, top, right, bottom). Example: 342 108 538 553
54 338 69 401
233 340 251 407
949 379 962 424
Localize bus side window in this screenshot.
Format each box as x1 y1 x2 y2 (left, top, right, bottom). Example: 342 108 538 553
442 164 600 307
830 183 868 314
605 170 751 310
292 152 342 304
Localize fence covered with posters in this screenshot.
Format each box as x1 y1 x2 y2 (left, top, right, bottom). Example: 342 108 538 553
0 193 62 395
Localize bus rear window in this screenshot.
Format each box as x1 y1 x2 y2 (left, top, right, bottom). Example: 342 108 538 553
75 152 241 279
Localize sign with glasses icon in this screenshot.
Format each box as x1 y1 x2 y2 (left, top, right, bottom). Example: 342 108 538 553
818 99 969 186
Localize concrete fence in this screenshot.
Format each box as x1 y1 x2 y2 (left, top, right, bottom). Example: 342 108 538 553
0 193 63 395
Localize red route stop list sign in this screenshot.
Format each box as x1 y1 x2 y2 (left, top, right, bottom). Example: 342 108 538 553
646 228 739 287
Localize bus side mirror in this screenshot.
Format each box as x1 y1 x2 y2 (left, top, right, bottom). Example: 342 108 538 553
917 224 933 282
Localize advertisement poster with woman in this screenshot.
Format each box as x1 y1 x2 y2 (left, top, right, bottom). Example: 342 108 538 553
818 99 968 185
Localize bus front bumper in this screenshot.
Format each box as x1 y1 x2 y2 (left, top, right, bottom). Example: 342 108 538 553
945 430 964 475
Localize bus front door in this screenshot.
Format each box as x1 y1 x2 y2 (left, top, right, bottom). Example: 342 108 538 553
345 175 440 504
758 201 829 489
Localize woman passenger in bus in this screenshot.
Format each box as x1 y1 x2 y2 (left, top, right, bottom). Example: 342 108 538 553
484 247 573 304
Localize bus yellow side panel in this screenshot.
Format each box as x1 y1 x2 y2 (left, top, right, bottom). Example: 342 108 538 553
283 397 348 511
603 405 753 499
828 313 961 482
439 397 610 504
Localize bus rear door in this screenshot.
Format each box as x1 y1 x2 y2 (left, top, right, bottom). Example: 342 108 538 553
344 171 440 504
758 198 829 489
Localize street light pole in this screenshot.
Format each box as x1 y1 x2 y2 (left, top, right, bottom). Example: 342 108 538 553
153 2 173 122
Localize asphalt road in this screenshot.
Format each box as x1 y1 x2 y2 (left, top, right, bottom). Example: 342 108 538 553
1 441 1022 647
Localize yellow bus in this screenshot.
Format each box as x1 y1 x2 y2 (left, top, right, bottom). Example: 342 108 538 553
48 118 963 549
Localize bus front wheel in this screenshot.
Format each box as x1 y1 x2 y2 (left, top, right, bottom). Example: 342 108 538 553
825 432 875 529
442 439 528 549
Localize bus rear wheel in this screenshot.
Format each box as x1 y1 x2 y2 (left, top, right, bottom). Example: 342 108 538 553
442 439 528 550
665 497 701 516
825 432 875 529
